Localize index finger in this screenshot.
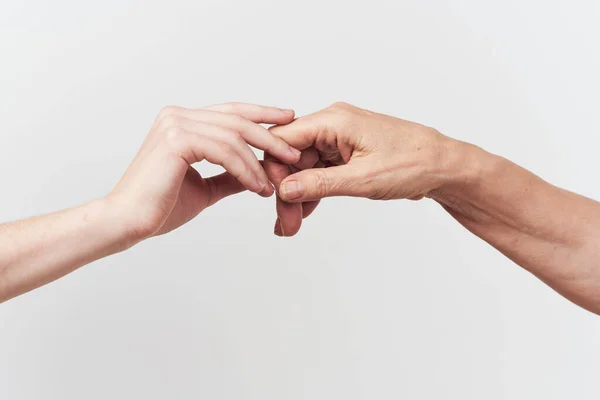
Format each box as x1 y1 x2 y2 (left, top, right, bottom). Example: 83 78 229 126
264 153 303 236
157 106 302 164
204 102 296 125
268 112 326 150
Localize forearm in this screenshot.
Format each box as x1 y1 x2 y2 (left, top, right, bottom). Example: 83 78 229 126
431 141 600 314
0 198 135 303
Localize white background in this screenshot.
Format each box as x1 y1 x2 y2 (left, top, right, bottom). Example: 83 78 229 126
1 1 599 399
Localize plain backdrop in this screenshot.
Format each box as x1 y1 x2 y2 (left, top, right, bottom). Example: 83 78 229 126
1 1 599 399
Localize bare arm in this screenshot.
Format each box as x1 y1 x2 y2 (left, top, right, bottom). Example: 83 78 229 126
266 102 600 315
0 103 301 303
429 144 600 313
0 199 132 302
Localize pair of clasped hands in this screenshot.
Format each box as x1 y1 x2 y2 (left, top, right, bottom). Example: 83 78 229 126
111 101 453 241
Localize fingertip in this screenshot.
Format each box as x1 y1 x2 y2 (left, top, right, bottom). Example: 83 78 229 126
258 184 274 198
244 178 267 196
252 166 272 192
281 108 295 118
274 217 283 236
272 109 295 126
276 146 302 164
265 108 295 125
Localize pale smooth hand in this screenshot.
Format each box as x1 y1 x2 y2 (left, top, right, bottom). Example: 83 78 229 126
110 102 302 242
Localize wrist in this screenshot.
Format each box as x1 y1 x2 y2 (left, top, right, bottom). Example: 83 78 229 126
90 196 143 254
429 138 503 207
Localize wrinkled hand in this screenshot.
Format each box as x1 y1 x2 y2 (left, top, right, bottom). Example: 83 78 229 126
264 102 461 236
110 103 301 241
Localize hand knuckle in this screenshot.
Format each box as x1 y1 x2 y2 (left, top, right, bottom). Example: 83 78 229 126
164 125 182 139
261 139 278 155
159 114 181 130
158 105 181 119
329 101 351 110
221 102 242 113
228 114 247 125
218 142 237 159
314 169 329 197
326 102 355 124
221 129 244 146
227 129 243 141
163 126 186 151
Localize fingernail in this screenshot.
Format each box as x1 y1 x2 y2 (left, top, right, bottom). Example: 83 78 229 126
281 108 294 114
280 180 303 200
260 183 274 197
288 147 301 159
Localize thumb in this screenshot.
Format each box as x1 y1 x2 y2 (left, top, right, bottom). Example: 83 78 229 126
205 171 246 207
279 165 363 202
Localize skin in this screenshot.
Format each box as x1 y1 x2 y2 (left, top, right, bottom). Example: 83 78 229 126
265 102 600 315
2 101 599 315
0 103 301 303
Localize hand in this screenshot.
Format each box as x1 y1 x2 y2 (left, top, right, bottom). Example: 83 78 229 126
264 102 463 236
109 103 301 242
